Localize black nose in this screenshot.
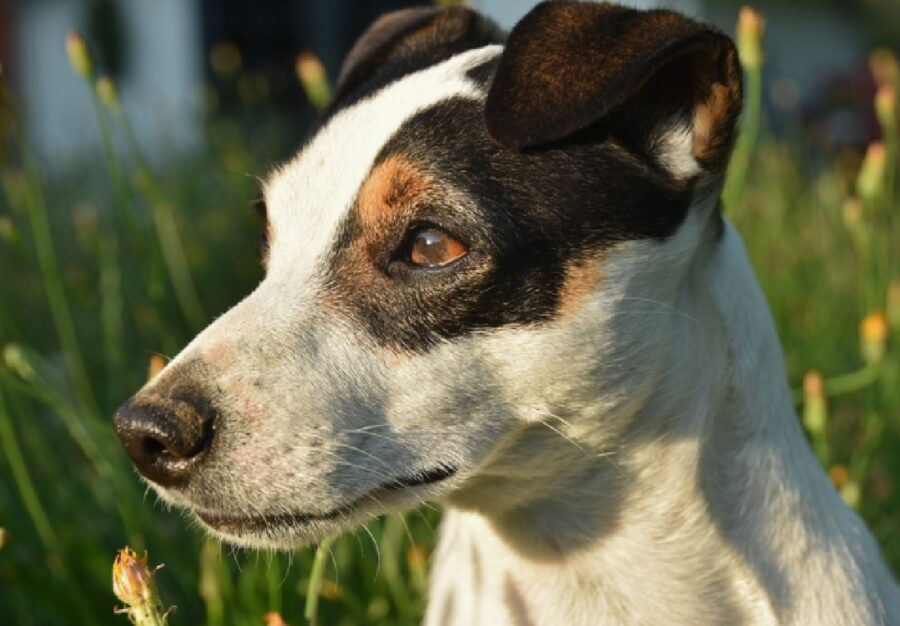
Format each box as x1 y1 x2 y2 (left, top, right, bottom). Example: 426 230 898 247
113 395 214 487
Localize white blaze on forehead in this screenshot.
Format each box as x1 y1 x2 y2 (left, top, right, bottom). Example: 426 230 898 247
264 45 503 280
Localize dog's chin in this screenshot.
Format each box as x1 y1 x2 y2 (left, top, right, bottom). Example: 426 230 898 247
168 464 460 549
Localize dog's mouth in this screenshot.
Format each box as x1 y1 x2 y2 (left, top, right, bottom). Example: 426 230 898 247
196 464 457 536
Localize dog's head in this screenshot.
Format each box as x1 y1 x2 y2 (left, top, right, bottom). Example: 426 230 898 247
114 2 742 548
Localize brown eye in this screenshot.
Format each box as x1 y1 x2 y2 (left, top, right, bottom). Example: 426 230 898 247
407 227 467 267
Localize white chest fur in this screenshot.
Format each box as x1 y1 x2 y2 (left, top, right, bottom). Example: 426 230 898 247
424 222 900 626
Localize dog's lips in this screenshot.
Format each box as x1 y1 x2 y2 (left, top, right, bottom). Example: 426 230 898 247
197 505 348 535
379 463 456 491
195 463 458 536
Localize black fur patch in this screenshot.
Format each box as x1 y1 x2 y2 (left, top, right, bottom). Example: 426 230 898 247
323 96 693 352
484 1 742 174
313 7 504 134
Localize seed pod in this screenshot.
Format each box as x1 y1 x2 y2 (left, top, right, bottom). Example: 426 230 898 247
840 480 861 510
875 86 896 136
829 465 850 489
66 31 94 79
860 310 888 366
737 7 765 70
263 613 289 626
856 142 887 204
295 52 332 111
2 343 35 382
802 370 827 437
870 48 899 89
96 77 120 111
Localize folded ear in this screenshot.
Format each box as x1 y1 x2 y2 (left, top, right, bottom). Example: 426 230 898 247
485 1 742 178
334 6 505 103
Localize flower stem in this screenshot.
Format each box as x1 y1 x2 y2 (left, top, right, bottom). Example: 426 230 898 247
305 535 338 626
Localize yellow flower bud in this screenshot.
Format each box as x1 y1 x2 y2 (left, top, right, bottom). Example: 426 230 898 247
736 7 765 70
870 48 899 89
875 85 896 135
828 465 850 489
296 52 326 87
2 343 35 382
65 31 94 79
113 549 152 607
112 548 172 625
840 480 861 510
802 370 827 436
860 310 888 366
856 142 887 204
96 76 120 110
295 52 332 111
263 613 289 626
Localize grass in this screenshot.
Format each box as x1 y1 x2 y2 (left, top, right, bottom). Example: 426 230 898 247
1 7 899 625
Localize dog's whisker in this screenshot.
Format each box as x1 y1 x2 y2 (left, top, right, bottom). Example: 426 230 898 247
330 440 398 474
229 544 243 574
327 543 339 588
341 423 393 434
359 517 382 581
539 416 588 455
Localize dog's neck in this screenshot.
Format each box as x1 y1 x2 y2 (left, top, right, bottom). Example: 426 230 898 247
426 221 898 626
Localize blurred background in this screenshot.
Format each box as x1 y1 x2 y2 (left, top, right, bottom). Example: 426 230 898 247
4 0 900 168
0 0 899 625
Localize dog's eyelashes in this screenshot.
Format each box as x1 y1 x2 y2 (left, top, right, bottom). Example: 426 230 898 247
405 227 467 268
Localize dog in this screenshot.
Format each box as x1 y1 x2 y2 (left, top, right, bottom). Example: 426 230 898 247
114 2 900 624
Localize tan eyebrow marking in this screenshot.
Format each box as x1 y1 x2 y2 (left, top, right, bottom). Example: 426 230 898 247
357 155 434 229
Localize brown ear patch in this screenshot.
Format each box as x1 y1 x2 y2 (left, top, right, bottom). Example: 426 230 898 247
556 255 605 320
690 46 742 171
693 82 730 165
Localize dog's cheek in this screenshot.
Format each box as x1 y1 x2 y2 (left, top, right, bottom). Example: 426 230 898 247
384 343 520 463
